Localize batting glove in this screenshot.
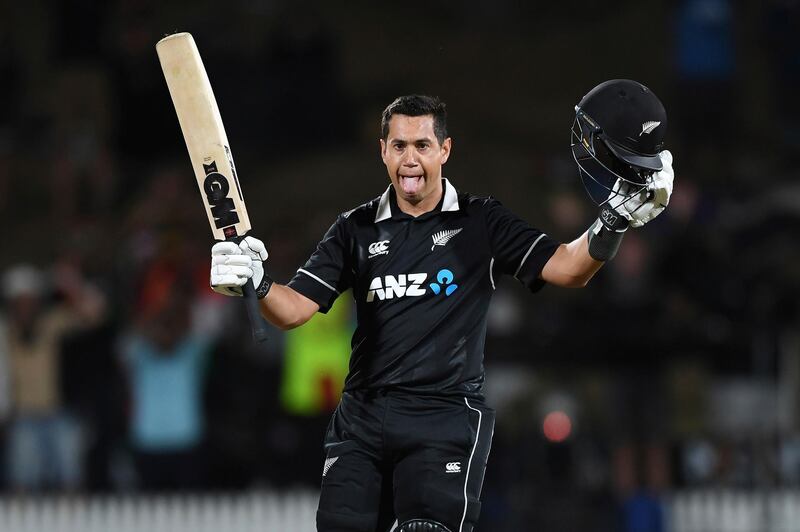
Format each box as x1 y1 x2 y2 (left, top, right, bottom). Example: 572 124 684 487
610 150 674 228
210 236 270 297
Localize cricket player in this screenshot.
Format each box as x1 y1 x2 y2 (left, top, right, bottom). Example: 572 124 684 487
210 81 674 532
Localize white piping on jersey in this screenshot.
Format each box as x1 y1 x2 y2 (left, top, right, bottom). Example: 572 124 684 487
489 258 496 290
460 398 483 532
513 234 547 280
297 268 339 294
374 178 460 223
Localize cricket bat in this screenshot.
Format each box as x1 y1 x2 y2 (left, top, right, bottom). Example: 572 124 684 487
156 32 268 342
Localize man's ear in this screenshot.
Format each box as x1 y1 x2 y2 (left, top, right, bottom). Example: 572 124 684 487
380 138 387 164
440 137 452 164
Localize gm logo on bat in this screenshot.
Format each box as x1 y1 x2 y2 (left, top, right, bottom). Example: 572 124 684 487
202 160 240 235
366 269 458 302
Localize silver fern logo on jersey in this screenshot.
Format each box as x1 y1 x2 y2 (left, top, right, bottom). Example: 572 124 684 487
640 121 661 136
431 228 463 251
322 456 338 477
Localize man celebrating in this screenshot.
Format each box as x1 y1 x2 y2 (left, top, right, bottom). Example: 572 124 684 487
211 81 673 532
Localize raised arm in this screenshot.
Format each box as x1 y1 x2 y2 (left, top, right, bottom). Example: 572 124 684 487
540 231 603 288
541 150 674 288
259 283 319 330
209 238 318 331
211 211 353 331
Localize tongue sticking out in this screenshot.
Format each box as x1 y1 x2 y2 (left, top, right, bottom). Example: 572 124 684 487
400 176 424 195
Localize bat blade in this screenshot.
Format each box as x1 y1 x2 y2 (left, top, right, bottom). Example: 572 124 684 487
157 32 267 343
156 32 251 241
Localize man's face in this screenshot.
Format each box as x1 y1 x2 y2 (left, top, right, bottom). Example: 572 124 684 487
380 114 451 209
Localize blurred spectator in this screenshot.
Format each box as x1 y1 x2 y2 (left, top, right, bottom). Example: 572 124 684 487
260 297 354 486
120 281 213 491
280 296 352 416
49 65 118 223
672 0 737 172
107 0 174 163
259 6 353 154
682 437 718 485
0 263 106 491
779 435 800 484
0 31 20 216
622 490 665 532
615 443 668 532
763 1 800 149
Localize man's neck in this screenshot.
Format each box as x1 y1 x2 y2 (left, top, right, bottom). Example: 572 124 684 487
395 181 443 218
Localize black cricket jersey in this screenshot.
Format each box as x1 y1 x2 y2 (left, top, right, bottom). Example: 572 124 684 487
287 179 559 396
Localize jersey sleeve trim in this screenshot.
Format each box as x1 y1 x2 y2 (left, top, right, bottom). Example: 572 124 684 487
513 234 548 279
489 257 496 290
297 268 340 294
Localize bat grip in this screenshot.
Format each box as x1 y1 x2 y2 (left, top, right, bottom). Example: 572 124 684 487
229 235 268 343
242 278 269 343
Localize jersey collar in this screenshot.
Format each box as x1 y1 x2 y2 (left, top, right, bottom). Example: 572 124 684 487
374 178 459 223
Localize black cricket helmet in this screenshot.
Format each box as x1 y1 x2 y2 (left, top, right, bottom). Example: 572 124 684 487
571 79 667 206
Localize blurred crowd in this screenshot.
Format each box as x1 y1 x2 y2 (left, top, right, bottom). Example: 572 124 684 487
2 1 799 531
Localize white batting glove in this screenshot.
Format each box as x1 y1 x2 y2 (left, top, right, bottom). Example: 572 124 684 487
239 236 269 290
210 236 269 297
610 150 674 228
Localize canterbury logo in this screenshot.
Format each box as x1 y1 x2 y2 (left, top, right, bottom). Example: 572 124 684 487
431 228 463 251
368 240 390 258
640 121 661 136
322 456 339 477
445 462 462 474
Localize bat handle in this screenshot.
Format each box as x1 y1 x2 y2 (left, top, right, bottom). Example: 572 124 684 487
227 235 268 343
242 277 269 343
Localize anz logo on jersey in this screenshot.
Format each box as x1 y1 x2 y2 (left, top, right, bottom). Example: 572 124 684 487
366 269 458 302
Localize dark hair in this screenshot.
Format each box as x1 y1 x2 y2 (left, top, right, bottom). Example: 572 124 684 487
381 95 448 145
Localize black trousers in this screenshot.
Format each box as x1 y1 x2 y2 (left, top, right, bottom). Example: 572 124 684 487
316 390 495 532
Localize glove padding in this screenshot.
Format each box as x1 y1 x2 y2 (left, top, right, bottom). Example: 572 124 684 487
609 150 674 228
210 236 269 297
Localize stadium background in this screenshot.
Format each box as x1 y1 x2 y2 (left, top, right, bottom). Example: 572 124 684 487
1 1 799 530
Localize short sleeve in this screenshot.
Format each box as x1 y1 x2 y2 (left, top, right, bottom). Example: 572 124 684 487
484 198 560 292
287 214 352 313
